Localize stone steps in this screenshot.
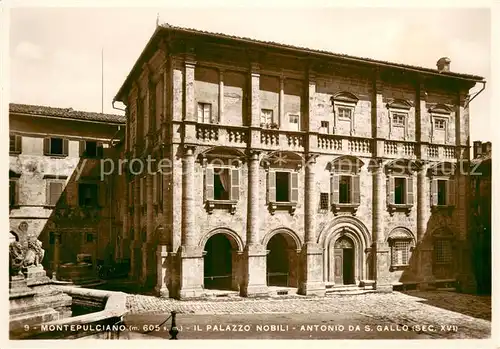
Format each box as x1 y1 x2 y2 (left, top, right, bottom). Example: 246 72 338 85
325 284 376 295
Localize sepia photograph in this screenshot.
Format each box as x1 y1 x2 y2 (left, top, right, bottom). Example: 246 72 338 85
3 1 494 344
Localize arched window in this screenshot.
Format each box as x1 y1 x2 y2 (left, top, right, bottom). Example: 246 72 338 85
387 228 415 270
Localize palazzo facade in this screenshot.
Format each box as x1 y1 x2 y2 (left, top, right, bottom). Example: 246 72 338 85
111 24 485 298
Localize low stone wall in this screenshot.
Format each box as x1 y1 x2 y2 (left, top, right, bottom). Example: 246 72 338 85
16 287 128 339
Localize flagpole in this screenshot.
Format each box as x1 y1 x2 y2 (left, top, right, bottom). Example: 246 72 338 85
101 48 104 114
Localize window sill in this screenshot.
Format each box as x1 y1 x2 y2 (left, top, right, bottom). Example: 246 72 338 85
268 201 297 216
332 203 359 216
206 199 238 215
387 204 413 216
389 264 409 272
431 205 455 215
45 154 69 159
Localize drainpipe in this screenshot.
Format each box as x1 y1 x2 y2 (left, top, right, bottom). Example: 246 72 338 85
465 81 486 108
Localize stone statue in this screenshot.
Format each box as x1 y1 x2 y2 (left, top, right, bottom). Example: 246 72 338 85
9 241 25 277
23 239 45 268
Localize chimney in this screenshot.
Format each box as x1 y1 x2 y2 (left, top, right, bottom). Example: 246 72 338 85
436 57 451 72
473 141 482 158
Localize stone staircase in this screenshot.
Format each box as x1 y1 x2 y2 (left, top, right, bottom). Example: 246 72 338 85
325 281 376 295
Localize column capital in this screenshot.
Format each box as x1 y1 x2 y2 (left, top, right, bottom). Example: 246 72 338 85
305 153 319 165
248 149 261 161
184 58 197 68
250 62 260 72
182 144 196 156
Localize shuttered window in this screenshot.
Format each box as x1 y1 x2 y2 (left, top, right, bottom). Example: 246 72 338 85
9 179 19 206
46 181 63 206
330 174 360 205
44 137 68 156
205 167 240 201
10 134 22 154
431 178 455 206
388 176 413 206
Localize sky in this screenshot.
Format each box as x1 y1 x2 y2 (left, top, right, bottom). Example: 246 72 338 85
8 6 491 142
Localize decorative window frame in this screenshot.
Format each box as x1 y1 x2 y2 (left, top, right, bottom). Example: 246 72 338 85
262 152 303 216
432 229 455 266
428 162 456 215
387 228 415 271
201 155 242 215
385 160 417 216
328 156 363 216
387 99 412 140
45 176 66 207
197 102 215 124
287 113 301 131
331 92 359 135
429 104 453 144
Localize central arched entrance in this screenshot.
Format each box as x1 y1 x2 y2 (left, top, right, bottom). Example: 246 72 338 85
333 236 355 285
265 229 301 288
202 229 244 292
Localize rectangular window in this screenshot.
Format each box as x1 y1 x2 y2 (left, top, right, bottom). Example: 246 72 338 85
320 121 329 133
437 179 447 205
320 192 329 210
9 179 18 207
435 239 452 264
435 119 446 130
44 137 68 156
288 114 300 131
213 168 231 201
338 107 352 120
197 103 213 123
339 175 351 204
50 138 63 155
47 181 63 206
82 140 103 157
394 177 406 205
275 171 290 202
86 233 94 243
392 112 406 126
260 109 273 126
391 240 410 266
10 134 22 153
78 183 98 207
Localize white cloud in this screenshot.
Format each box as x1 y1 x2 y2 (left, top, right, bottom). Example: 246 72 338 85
14 41 43 60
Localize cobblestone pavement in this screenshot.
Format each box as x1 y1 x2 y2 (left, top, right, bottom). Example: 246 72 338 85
125 291 491 339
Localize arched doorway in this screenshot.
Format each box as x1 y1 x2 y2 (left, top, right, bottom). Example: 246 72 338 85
333 236 355 285
204 234 234 290
265 231 300 288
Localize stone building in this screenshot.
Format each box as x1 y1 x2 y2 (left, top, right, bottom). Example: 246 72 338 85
111 24 485 298
9 103 125 282
470 141 491 294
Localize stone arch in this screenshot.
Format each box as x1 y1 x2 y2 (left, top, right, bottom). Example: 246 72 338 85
262 227 302 251
387 226 415 242
327 155 365 173
200 146 246 159
332 91 359 104
199 227 244 252
261 151 304 169
318 216 371 284
386 99 412 110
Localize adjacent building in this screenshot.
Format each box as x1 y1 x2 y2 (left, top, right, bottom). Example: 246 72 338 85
9 103 125 282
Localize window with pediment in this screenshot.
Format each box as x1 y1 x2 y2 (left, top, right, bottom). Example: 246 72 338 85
429 104 453 144
329 156 363 215
428 162 456 214
263 151 303 216
331 92 359 135
387 99 412 140
386 159 417 216
201 148 243 215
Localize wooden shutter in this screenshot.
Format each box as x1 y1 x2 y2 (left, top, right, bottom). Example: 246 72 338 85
387 176 395 205
231 168 240 201
152 172 158 204
197 103 203 123
267 171 276 203
62 139 69 156
15 135 22 153
330 174 339 204
351 175 360 205
290 172 299 203
406 176 414 205
447 178 456 206
97 142 104 158
139 177 144 205
431 179 438 206
205 168 214 200
50 182 63 206
79 140 86 156
43 137 50 155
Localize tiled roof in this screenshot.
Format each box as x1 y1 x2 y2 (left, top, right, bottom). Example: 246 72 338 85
114 23 485 102
9 103 126 124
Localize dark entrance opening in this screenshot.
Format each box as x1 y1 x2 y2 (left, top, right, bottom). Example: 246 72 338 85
266 233 297 287
334 236 355 285
204 234 233 290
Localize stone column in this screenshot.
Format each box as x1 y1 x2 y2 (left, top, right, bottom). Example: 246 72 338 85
178 145 204 298
184 59 197 142
241 150 268 297
219 69 224 124
279 75 285 128
52 232 61 280
298 155 325 296
130 177 141 280
155 244 170 297
142 173 154 287
372 161 391 290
